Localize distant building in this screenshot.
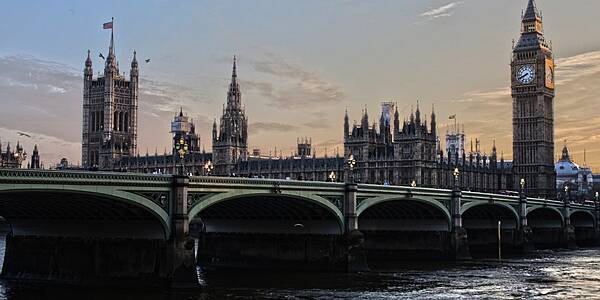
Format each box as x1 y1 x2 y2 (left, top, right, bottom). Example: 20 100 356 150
118 110 211 175
29 144 40 169
555 144 599 201
0 141 28 169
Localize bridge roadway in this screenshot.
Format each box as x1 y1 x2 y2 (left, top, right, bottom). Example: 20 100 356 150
0 169 598 288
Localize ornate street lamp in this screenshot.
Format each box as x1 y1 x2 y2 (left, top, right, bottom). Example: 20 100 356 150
410 180 417 188
203 160 214 176
347 154 356 182
328 171 336 182
564 185 570 204
452 167 460 190
520 178 526 191
174 137 189 175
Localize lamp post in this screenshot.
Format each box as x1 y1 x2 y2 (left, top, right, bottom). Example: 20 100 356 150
347 154 356 183
174 137 189 175
203 160 214 176
328 171 336 182
410 180 417 188
564 185 570 204
519 178 528 228
452 167 460 191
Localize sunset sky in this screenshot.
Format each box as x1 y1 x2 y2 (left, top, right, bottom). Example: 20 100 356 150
1 0 600 169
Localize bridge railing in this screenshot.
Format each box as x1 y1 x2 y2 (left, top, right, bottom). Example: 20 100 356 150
0 169 172 184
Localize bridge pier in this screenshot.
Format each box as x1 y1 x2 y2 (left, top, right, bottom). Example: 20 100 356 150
449 187 470 260
596 201 600 246
561 201 577 249
167 175 200 289
516 191 534 253
343 181 368 271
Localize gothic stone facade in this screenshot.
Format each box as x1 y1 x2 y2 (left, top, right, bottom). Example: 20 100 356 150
82 31 138 170
511 0 556 198
212 56 248 176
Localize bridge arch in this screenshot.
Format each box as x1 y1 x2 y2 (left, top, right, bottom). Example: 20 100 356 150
461 202 519 229
357 195 451 231
189 191 344 235
569 210 595 228
0 187 170 240
527 207 564 229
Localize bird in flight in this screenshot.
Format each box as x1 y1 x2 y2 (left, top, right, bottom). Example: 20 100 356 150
145 59 151 63
17 132 31 138
99 53 105 60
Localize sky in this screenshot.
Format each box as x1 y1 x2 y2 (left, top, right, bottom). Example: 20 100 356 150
1 0 600 169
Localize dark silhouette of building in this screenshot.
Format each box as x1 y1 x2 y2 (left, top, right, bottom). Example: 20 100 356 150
511 0 556 198
29 145 40 169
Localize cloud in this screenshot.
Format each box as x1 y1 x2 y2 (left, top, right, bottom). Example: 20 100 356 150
245 54 345 109
421 1 464 20
248 122 299 135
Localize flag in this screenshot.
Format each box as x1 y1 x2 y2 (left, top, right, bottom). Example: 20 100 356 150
103 21 113 29
449 114 456 120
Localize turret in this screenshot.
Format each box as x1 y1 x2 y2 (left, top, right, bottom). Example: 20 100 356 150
84 50 93 78
344 109 349 139
430 104 436 135
212 119 218 142
130 50 139 77
415 101 421 125
393 105 400 135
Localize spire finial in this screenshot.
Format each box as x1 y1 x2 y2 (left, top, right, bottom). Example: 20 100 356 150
232 55 237 78
179 107 183 117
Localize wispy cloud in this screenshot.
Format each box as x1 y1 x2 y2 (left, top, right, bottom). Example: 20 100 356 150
248 122 299 135
244 54 345 109
421 1 464 20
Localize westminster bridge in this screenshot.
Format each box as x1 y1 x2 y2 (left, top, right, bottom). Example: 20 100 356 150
0 169 598 288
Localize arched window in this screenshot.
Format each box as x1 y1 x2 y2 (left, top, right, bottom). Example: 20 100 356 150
114 111 119 131
124 112 129 132
90 112 95 132
100 111 104 130
119 111 124 132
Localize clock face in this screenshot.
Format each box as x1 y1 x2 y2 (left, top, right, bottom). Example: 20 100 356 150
517 65 535 84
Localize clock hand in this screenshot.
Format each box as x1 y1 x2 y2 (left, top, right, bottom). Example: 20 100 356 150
518 73 527 80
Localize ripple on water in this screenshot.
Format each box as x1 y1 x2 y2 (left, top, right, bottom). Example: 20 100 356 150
0 246 598 299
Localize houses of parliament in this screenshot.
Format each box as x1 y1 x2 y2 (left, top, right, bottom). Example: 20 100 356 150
82 0 573 198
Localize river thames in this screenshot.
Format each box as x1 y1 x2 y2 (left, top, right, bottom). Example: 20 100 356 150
0 245 598 299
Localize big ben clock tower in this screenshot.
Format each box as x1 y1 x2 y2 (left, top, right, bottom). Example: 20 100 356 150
511 0 556 198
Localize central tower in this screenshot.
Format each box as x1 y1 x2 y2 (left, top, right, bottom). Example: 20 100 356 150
82 28 138 170
212 56 248 175
511 0 556 198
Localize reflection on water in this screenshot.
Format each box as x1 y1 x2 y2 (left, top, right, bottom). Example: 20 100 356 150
0 245 598 299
